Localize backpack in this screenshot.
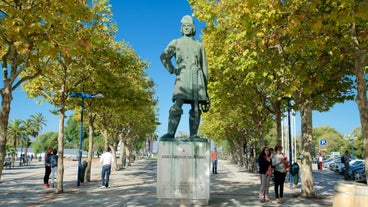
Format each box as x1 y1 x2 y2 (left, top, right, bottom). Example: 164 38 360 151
50 155 58 168
341 156 345 163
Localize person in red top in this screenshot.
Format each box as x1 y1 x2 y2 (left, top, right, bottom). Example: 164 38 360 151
43 147 52 188
211 147 218 174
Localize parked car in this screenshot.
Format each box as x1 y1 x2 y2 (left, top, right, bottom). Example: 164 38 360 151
339 159 364 175
329 160 342 171
335 162 345 173
348 160 365 178
323 157 340 169
329 162 337 171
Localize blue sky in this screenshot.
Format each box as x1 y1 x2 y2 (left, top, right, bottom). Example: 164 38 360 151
8 0 361 137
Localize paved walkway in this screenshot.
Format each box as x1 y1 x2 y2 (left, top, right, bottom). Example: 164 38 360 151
0 158 335 207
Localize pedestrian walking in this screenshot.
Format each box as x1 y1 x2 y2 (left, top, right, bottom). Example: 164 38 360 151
43 147 52 188
211 147 218 174
343 150 351 180
258 147 272 203
50 149 58 187
271 144 287 204
100 146 114 188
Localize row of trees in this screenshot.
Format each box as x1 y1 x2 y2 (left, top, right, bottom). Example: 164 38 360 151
190 0 368 195
0 0 158 194
6 116 106 159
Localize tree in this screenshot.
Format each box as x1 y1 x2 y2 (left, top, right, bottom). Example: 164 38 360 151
189 0 356 195
0 0 55 178
29 113 47 138
7 119 24 161
21 0 115 193
22 118 36 161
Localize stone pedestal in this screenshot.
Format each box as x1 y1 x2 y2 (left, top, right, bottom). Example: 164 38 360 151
157 139 210 205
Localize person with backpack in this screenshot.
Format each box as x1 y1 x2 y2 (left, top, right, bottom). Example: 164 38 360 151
50 149 58 187
43 147 53 188
343 151 351 180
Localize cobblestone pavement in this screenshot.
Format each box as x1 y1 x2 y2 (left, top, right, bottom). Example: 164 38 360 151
0 158 337 207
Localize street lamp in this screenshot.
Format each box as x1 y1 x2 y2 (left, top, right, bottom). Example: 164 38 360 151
70 91 104 186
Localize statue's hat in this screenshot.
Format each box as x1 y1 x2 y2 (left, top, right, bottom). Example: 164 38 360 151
181 15 194 25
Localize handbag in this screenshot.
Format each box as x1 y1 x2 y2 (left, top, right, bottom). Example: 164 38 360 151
266 166 272 175
283 156 290 171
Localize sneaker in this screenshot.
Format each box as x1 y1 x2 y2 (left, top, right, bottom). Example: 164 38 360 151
44 184 49 189
276 198 283 204
100 186 105 189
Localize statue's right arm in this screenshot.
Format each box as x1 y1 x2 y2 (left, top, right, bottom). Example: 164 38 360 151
160 40 176 74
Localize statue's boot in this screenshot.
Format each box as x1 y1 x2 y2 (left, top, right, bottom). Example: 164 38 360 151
160 106 183 139
189 109 201 138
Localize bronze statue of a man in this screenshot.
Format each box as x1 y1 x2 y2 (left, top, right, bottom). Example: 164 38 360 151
160 15 209 139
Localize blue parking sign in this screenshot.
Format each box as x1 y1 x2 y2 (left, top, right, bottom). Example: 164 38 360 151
320 139 327 146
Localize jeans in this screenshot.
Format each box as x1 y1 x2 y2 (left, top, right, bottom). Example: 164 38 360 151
212 160 218 174
101 165 111 187
51 167 57 184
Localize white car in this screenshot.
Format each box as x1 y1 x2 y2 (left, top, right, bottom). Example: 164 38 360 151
335 162 345 173
323 157 340 169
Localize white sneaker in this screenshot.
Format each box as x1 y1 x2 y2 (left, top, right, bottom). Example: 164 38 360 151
100 186 105 189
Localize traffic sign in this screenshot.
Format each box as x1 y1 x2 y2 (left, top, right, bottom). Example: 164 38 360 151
320 139 327 146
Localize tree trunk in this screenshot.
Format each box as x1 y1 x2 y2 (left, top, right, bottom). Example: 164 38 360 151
120 141 126 169
56 109 66 193
24 138 29 162
111 142 118 170
353 50 368 185
126 144 132 166
101 128 109 151
0 85 12 179
85 113 95 182
299 96 316 197
237 137 244 167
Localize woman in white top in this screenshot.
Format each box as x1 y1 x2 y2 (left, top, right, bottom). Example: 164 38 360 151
271 144 287 204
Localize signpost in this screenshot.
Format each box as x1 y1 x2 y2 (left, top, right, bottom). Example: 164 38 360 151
320 139 327 146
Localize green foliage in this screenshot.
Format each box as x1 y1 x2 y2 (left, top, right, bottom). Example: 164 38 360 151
312 126 347 155
64 117 86 149
32 132 58 154
190 0 357 153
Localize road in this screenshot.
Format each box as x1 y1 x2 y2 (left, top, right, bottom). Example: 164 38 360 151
0 158 343 206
